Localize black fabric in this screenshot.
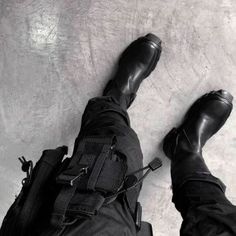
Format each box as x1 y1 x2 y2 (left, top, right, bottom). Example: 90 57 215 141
52 135 128 223
78 96 144 209
137 222 153 236
4 94 236 236
54 95 236 236
43 96 144 236
0 146 68 236
48 200 137 236
67 192 105 217
172 174 236 236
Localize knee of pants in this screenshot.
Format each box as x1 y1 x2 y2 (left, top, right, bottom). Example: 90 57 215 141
81 96 130 130
73 96 143 173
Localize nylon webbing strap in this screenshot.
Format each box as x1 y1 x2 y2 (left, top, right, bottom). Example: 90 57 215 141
87 144 111 190
51 186 77 228
51 136 115 228
51 139 87 228
66 192 105 218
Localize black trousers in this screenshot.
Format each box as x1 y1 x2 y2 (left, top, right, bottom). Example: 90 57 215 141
59 96 143 236
70 96 236 236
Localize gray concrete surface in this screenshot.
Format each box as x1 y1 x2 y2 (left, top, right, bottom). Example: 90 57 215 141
1 0 236 235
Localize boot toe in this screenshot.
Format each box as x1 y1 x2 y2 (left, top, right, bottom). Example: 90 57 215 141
145 33 162 48
215 89 233 103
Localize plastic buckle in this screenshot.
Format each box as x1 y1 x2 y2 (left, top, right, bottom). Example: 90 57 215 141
57 164 88 186
148 158 162 171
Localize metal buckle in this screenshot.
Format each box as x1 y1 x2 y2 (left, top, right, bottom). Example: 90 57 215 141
56 165 88 186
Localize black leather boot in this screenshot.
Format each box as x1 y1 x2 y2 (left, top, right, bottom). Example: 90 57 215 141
163 90 233 188
103 33 162 109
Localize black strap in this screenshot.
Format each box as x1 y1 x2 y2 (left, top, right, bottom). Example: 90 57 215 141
51 136 117 227
51 185 77 228
51 140 87 228
52 138 162 231
87 144 111 190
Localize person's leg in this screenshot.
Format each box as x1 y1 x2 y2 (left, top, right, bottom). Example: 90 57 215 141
47 34 162 236
163 90 236 235
73 33 162 184
74 95 144 184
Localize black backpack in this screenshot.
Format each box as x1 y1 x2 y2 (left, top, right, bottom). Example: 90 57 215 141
0 141 161 236
0 146 69 236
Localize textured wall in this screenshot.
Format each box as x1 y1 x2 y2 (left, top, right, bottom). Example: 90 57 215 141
1 0 236 235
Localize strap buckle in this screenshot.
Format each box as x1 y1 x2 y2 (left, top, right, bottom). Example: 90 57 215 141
56 164 88 186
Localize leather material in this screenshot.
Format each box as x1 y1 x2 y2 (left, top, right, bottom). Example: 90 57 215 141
163 90 233 160
103 33 162 109
163 90 233 190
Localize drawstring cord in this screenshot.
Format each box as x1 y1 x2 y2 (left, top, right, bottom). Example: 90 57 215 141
105 157 162 202
18 156 33 187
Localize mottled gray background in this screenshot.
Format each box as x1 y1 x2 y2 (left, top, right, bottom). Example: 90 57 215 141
1 0 236 235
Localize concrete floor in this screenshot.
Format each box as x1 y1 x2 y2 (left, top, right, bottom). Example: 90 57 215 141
1 0 236 235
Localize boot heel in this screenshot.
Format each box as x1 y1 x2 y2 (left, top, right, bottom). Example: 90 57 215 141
163 128 178 159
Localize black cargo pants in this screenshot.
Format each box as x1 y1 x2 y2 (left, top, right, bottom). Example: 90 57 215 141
172 167 236 235
71 96 236 236
63 96 143 236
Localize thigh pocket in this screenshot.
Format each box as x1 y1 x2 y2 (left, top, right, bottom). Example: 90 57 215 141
52 135 128 226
